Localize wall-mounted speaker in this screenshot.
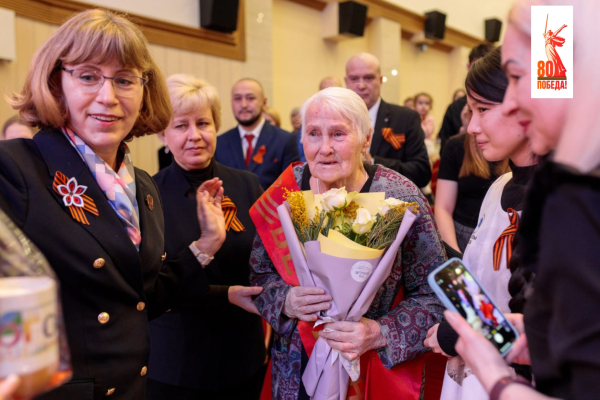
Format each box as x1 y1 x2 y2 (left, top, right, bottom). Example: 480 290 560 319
485 18 503 42
338 1 368 38
200 0 239 33
424 10 446 40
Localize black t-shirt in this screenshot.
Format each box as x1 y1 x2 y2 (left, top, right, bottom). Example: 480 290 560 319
439 95 467 151
437 133 498 228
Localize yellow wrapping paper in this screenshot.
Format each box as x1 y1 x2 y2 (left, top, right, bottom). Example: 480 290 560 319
318 230 384 259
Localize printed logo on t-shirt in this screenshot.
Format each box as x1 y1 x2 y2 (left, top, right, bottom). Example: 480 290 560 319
468 214 485 246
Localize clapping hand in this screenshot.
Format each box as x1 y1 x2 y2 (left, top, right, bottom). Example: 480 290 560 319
194 178 226 258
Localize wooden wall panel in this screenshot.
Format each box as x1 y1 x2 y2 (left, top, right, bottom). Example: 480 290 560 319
0 14 253 175
0 0 246 61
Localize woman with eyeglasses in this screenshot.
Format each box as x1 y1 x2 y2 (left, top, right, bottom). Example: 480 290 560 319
0 9 229 400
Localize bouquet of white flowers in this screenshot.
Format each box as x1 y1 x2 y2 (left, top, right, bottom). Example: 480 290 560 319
278 187 418 400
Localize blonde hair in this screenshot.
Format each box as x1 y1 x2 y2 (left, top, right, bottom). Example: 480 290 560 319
301 87 372 144
166 74 222 132
6 9 171 139
510 0 600 172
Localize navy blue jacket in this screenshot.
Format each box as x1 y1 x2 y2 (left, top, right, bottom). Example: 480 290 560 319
214 122 299 189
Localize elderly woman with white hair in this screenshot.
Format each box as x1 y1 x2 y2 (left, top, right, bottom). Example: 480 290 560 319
250 87 446 399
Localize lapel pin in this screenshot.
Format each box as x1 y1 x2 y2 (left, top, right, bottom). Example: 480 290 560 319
146 194 154 210
253 145 266 165
53 171 98 225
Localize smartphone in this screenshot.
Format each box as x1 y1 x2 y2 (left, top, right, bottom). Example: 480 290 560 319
428 257 519 356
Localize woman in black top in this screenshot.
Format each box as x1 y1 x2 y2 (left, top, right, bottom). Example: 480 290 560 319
436 131 505 252
425 46 538 400
146 74 266 400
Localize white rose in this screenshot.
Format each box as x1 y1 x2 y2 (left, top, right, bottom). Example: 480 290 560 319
352 208 376 235
379 198 403 216
320 187 348 211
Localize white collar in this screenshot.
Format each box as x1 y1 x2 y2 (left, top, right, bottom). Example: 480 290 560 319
238 117 266 139
368 98 382 128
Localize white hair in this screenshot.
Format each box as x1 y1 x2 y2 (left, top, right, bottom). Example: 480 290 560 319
300 87 372 144
511 0 600 172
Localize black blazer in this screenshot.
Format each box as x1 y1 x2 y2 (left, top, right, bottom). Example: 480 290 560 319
147 161 265 390
371 99 432 188
214 122 299 189
0 129 208 400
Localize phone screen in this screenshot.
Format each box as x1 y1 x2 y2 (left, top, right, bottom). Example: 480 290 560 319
434 259 517 354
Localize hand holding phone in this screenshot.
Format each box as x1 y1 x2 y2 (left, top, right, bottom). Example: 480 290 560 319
428 258 519 356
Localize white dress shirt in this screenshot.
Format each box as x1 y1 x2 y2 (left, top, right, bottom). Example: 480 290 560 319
367 98 382 153
238 117 266 157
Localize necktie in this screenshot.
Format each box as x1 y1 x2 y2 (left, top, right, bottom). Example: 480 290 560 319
245 133 254 168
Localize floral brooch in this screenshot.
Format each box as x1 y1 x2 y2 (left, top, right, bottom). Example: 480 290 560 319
53 171 99 225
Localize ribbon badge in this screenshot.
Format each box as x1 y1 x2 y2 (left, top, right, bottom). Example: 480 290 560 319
252 145 267 165
53 171 99 225
222 195 245 232
381 128 406 150
492 208 520 271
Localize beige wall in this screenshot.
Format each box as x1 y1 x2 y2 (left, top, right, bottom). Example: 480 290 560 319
272 0 470 137
387 0 511 41
272 0 370 133
399 39 469 132
0 0 484 175
0 0 273 175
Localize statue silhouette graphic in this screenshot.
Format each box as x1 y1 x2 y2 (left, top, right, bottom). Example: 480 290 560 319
544 19 567 77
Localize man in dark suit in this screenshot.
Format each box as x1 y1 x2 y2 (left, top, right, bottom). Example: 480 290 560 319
345 53 431 188
215 78 299 189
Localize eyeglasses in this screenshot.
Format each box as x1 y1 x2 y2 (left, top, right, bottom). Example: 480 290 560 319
61 67 148 97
